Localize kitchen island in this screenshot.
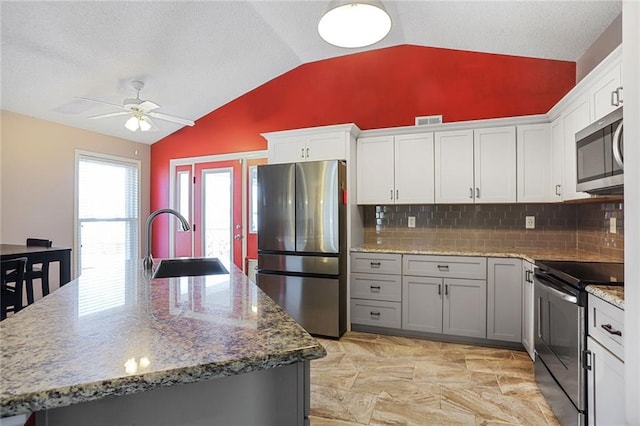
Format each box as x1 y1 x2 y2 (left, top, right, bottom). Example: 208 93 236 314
0 260 326 425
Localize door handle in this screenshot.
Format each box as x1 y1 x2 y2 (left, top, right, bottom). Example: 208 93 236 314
444 284 449 296
475 187 480 199
396 189 399 200
583 349 593 371
306 147 310 158
617 86 623 104
301 148 305 159
390 189 394 200
611 89 619 107
469 188 473 199
234 234 243 240
613 121 624 170
555 184 561 196
601 323 622 336
438 284 441 295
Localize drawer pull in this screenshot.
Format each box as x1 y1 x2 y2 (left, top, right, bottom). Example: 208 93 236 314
601 323 622 336
437 265 449 271
370 262 381 268
370 311 381 318
370 285 381 292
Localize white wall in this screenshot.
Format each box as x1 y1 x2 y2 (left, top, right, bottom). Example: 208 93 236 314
0 110 150 292
623 2 640 424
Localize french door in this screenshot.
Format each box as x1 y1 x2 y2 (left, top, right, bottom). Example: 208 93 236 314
173 160 242 270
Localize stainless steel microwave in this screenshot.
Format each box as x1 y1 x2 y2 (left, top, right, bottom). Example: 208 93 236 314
576 107 623 194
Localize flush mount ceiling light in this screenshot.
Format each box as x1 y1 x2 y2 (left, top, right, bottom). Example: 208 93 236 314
318 0 392 48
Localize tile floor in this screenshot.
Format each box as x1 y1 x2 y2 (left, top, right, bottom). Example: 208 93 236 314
309 332 560 425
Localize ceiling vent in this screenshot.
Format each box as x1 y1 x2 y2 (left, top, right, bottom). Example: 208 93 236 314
415 115 443 126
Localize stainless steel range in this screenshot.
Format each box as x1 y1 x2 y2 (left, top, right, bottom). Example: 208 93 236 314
533 260 624 426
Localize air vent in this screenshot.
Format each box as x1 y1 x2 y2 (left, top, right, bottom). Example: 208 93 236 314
415 115 443 126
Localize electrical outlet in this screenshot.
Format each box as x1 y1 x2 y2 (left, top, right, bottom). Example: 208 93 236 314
525 216 535 229
610 217 617 234
408 216 416 228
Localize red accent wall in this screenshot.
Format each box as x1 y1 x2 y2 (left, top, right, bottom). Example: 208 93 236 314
151 44 575 256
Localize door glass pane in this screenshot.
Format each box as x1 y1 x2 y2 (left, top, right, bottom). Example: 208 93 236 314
177 170 190 224
249 165 258 233
203 169 231 269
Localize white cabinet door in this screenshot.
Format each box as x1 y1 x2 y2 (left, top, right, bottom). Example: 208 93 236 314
521 261 535 361
402 276 443 333
394 133 435 204
562 95 591 201
587 336 625 426
306 132 347 161
590 62 622 122
517 124 553 202
487 258 522 342
550 116 564 201
443 278 486 339
357 136 395 204
474 126 516 203
268 135 307 164
435 129 474 203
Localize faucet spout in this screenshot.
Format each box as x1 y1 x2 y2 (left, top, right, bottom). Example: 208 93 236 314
143 208 190 270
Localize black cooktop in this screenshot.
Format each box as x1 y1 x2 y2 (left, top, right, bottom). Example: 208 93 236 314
535 260 624 287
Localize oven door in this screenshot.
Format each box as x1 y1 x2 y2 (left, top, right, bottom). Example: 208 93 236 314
534 271 585 413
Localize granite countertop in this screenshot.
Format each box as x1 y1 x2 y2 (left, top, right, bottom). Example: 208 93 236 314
351 244 621 264
586 285 625 309
0 260 326 418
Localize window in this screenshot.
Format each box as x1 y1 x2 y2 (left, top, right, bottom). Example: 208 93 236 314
249 165 258 233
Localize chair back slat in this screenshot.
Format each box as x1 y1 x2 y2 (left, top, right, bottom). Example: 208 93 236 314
26 238 52 248
1 257 28 320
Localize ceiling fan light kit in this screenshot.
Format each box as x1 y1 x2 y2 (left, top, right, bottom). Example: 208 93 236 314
318 0 391 48
79 80 195 132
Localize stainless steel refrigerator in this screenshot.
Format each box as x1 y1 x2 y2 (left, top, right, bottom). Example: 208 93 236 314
256 160 347 338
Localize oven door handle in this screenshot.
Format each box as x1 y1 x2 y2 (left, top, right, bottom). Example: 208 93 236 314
535 273 578 304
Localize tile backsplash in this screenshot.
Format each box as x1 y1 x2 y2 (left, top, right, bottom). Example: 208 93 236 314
362 201 624 261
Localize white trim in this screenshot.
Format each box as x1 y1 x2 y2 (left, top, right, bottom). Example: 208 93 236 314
74 150 142 274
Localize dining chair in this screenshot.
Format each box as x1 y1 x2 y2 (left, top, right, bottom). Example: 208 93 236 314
25 238 53 304
1 257 27 320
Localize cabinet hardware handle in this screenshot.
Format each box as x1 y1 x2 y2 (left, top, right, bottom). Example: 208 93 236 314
438 284 441 295
306 147 310 158
555 184 561 196
601 323 622 336
301 148 305 158
611 89 619 107
537 297 542 338
583 349 592 371
445 284 449 296
437 265 449 271
617 86 623 104
370 311 381 318
396 189 399 200
370 285 381 292
469 188 474 199
370 262 381 268
476 187 480 198
390 189 394 200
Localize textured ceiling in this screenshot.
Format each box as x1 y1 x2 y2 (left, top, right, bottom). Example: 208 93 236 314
0 1 622 144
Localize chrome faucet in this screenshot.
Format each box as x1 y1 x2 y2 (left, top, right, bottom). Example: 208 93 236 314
143 208 190 270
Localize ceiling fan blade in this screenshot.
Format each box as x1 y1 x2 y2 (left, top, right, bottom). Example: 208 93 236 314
148 111 195 126
76 97 128 111
144 116 160 132
138 100 160 112
88 111 130 119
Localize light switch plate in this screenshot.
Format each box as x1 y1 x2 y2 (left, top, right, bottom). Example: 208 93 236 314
610 217 617 233
525 216 535 229
408 216 416 228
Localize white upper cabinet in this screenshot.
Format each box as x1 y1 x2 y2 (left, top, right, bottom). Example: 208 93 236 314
474 126 517 203
357 133 434 204
561 95 591 201
435 127 516 203
517 123 553 202
435 129 475 203
590 62 623 122
550 116 564 201
264 126 357 164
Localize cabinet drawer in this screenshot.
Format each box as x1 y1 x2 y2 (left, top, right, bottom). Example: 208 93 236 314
351 299 401 328
351 252 402 274
351 273 401 302
588 294 624 360
403 255 487 279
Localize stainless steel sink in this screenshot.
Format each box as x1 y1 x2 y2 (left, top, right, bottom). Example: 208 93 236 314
152 258 229 279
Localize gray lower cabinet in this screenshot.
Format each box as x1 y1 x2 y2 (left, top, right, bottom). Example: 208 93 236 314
402 255 487 339
487 258 522 342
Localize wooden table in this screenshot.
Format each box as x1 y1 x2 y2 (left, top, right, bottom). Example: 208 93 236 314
0 244 72 286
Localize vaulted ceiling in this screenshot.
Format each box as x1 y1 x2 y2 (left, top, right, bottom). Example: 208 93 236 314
0 1 622 144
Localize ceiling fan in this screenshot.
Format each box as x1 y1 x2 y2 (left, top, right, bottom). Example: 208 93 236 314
78 81 195 132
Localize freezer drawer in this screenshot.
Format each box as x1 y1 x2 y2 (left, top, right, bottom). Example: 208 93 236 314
258 253 339 276
256 272 344 338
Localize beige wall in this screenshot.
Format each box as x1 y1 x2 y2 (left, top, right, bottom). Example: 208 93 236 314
577 13 622 82
0 110 150 285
